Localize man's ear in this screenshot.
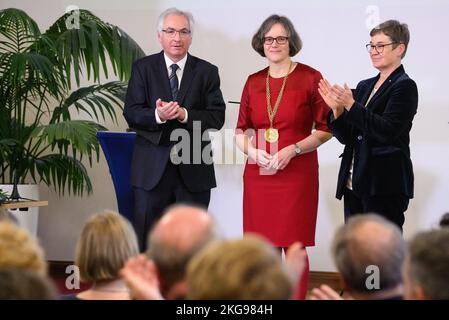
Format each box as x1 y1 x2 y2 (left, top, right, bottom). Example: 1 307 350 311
414 285 428 300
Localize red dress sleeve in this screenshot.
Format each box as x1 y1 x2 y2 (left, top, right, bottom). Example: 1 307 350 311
311 71 331 132
236 78 254 133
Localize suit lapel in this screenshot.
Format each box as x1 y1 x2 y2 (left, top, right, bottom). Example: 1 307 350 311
177 54 196 106
358 77 378 107
366 65 405 108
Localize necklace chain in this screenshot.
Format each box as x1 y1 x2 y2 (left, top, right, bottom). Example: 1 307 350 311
266 61 293 128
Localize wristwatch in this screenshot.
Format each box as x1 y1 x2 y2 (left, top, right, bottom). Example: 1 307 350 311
294 143 302 156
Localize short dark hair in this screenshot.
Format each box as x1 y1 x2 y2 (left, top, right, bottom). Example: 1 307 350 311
252 15 302 57
370 19 410 58
408 229 449 299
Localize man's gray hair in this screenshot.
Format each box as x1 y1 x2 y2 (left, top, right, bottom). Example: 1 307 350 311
332 214 406 292
157 8 195 36
408 229 449 299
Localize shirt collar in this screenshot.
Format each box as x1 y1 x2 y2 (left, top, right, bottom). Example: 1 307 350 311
163 53 188 72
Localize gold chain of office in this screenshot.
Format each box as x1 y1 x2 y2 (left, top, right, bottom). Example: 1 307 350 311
265 61 293 143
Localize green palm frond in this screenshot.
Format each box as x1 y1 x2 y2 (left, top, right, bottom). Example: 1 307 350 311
0 51 62 99
43 9 144 86
0 8 144 196
0 8 40 53
51 81 127 123
0 138 15 163
37 120 106 160
33 153 92 196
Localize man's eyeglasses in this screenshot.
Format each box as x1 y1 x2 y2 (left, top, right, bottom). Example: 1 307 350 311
365 42 397 54
162 28 191 38
264 36 289 45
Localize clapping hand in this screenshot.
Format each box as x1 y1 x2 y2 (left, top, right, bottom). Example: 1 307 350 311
332 83 355 111
156 98 179 121
318 79 354 119
310 284 344 300
120 254 164 300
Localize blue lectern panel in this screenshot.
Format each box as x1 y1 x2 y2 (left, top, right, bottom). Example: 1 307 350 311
96 131 136 222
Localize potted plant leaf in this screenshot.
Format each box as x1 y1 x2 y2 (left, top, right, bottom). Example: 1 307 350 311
0 8 144 200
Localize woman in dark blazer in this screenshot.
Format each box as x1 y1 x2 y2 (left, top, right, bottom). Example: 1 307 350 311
318 20 418 231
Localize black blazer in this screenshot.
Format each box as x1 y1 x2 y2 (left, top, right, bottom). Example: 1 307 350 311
123 51 225 192
328 65 418 199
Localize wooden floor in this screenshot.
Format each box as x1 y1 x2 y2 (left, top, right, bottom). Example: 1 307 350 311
309 271 342 292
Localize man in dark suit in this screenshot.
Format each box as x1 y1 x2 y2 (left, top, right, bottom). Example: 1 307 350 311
123 8 225 250
318 20 418 231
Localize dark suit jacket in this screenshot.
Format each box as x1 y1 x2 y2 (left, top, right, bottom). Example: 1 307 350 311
328 65 418 199
123 51 225 192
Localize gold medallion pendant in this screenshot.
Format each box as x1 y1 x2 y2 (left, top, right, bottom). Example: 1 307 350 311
264 128 279 143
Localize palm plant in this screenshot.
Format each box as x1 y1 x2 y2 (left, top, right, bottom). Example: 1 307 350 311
0 8 144 198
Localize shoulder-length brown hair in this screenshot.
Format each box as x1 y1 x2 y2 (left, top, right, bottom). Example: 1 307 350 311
252 15 302 57
75 210 139 282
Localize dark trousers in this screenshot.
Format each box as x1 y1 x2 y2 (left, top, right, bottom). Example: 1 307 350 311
133 161 210 251
343 188 409 232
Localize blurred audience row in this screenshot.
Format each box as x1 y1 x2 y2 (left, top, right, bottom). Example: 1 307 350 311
1 206 448 300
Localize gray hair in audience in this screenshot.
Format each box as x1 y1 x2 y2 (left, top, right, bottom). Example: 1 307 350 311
332 214 406 292
408 229 449 299
156 7 195 35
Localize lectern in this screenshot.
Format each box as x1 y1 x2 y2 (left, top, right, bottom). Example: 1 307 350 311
97 131 136 222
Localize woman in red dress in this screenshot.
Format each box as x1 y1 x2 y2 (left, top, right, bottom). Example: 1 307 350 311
235 15 332 299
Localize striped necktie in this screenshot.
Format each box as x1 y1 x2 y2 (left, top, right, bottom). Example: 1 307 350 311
169 64 179 101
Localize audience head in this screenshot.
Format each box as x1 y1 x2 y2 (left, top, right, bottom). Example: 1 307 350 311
0 221 47 276
75 210 139 283
147 204 219 299
0 268 57 300
332 214 405 296
439 212 449 228
403 228 449 300
186 234 294 300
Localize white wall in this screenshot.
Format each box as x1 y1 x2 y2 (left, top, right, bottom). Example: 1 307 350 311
2 0 449 271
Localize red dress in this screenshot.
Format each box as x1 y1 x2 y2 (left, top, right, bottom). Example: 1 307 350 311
236 63 330 247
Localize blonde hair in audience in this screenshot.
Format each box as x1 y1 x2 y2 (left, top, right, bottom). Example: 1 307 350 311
186 234 294 300
0 221 47 276
75 210 139 283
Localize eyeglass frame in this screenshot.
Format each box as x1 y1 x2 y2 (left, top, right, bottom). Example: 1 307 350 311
365 42 398 54
264 36 289 45
161 28 192 38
